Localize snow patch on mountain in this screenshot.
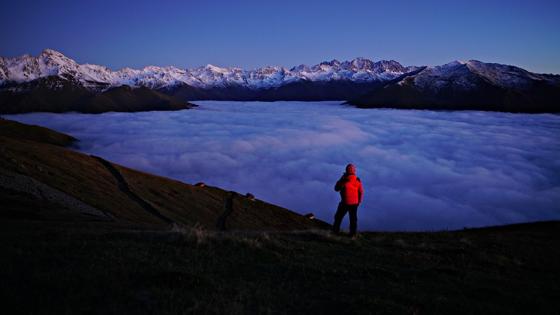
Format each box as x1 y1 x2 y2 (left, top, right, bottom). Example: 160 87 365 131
403 59 560 92
410 61 479 91
465 60 558 89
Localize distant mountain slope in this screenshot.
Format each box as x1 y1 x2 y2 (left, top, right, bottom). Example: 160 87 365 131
0 76 195 114
165 80 391 101
349 61 560 113
0 119 328 230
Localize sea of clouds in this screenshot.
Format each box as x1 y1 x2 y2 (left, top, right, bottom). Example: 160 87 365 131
7 101 560 231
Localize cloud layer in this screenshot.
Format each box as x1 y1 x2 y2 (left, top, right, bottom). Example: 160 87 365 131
8 101 560 231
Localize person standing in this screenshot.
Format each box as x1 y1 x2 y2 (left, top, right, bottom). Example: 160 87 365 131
333 163 364 237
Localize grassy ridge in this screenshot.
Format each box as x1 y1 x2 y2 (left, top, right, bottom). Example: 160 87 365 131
0 118 76 146
0 119 326 230
1 220 559 314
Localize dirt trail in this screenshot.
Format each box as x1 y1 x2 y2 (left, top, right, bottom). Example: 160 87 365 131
91 155 175 225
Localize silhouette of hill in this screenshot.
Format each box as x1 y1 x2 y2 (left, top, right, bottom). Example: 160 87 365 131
0 76 195 114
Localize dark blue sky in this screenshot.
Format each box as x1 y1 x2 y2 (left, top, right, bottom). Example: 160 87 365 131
1 0 559 73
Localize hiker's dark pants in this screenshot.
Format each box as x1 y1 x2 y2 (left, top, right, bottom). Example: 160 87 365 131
333 202 358 236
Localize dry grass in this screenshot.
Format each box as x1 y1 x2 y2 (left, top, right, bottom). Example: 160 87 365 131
1 220 559 314
1 118 328 231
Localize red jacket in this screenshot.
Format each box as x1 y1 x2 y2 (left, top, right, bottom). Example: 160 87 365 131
335 173 364 205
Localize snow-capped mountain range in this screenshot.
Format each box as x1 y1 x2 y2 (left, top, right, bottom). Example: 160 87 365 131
1 49 559 113
0 49 418 90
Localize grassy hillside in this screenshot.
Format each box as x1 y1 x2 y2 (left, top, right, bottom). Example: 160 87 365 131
0 220 558 314
0 119 327 230
1 119 558 314
0 118 76 146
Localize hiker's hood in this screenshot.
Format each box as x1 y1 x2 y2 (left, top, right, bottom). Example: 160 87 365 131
346 164 356 175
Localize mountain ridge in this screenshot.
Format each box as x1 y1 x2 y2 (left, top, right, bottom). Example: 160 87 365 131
2 49 559 113
0 49 417 90
348 60 560 113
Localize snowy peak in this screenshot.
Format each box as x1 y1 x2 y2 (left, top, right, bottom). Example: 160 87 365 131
406 59 560 92
0 49 111 88
203 64 230 74
349 57 375 70
39 48 73 63
409 61 478 91
463 60 559 89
